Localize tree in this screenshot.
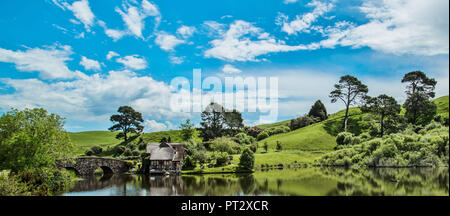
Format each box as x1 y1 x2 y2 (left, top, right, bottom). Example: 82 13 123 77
330 75 368 132
238 148 255 171
200 103 226 141
224 109 244 135
108 106 144 142
308 100 328 121
263 142 268 153
276 141 282 151
362 94 401 137
0 108 73 172
401 71 437 125
180 119 195 141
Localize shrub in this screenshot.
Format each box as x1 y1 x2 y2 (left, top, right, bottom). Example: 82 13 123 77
246 126 264 138
249 143 257 153
211 151 230 167
123 149 132 157
85 150 94 156
336 132 354 146
138 142 147 151
182 155 196 170
266 126 291 136
290 115 319 130
276 141 282 151
263 141 269 152
90 146 103 155
115 146 126 156
0 171 29 196
132 150 140 156
238 148 255 171
210 137 241 154
234 133 255 145
257 132 269 141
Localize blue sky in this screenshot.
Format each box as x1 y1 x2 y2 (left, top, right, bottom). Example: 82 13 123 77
0 0 448 132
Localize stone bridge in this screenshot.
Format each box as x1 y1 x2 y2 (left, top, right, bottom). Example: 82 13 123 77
58 157 131 176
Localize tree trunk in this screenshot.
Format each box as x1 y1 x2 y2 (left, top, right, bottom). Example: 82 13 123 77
344 105 349 132
380 114 384 137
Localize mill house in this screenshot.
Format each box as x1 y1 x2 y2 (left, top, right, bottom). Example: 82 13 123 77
146 142 185 174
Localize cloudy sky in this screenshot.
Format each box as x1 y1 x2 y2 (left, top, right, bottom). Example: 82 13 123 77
0 0 448 132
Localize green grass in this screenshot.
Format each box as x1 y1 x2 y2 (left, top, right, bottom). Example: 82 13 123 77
433 95 449 118
68 131 120 155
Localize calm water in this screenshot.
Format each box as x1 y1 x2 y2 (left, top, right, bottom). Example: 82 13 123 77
61 167 449 196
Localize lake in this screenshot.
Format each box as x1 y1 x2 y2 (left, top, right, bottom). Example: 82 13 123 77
61 167 449 196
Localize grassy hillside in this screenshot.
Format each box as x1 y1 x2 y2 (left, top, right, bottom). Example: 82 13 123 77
434 95 449 118
69 131 120 155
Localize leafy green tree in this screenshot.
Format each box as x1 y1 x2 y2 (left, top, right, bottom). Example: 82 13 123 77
276 141 282 151
362 94 401 137
180 119 195 141
330 75 369 132
401 71 437 125
308 100 328 121
200 103 226 141
108 106 144 142
224 109 244 135
0 108 73 172
263 141 268 153
238 148 255 171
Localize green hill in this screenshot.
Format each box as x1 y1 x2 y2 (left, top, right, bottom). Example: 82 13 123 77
68 95 448 156
256 95 449 151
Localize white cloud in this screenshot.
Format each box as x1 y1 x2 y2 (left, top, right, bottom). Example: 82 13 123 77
104 28 127 41
222 64 242 74
318 0 449 56
116 55 148 70
176 25 196 39
80 56 101 71
54 0 96 31
144 120 177 132
155 32 185 51
0 44 77 80
277 0 335 35
283 0 299 4
0 70 188 124
169 56 184 64
115 0 161 39
106 51 119 60
204 20 316 62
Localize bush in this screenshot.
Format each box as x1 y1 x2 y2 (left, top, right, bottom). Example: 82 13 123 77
123 149 132 157
234 133 255 145
238 148 255 171
249 143 257 153
210 137 241 154
90 146 103 155
246 126 263 138
257 132 269 141
336 132 354 146
276 141 282 151
266 126 290 136
115 146 126 156
182 155 196 170
0 171 29 196
210 151 230 167
132 150 140 156
85 150 94 156
290 115 319 130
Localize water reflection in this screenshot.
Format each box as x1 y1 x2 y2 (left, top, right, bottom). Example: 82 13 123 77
62 167 449 196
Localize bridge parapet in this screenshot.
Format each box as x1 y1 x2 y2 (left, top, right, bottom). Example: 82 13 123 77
58 157 130 176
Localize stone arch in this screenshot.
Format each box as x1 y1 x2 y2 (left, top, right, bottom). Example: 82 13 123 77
64 167 81 175
99 166 114 175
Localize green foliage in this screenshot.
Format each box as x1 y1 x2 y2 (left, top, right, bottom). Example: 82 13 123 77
329 75 369 132
0 170 29 196
0 108 73 172
263 141 269 152
180 119 195 141
245 126 264 138
249 143 257 153
257 131 269 141
90 146 103 155
209 137 241 154
182 155 196 170
318 122 449 167
308 100 328 121
108 106 144 142
362 94 401 137
238 148 255 171
200 103 245 141
276 141 282 151
210 151 230 167
290 115 319 131
234 132 256 145
336 132 354 146
266 126 291 136
17 168 74 196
